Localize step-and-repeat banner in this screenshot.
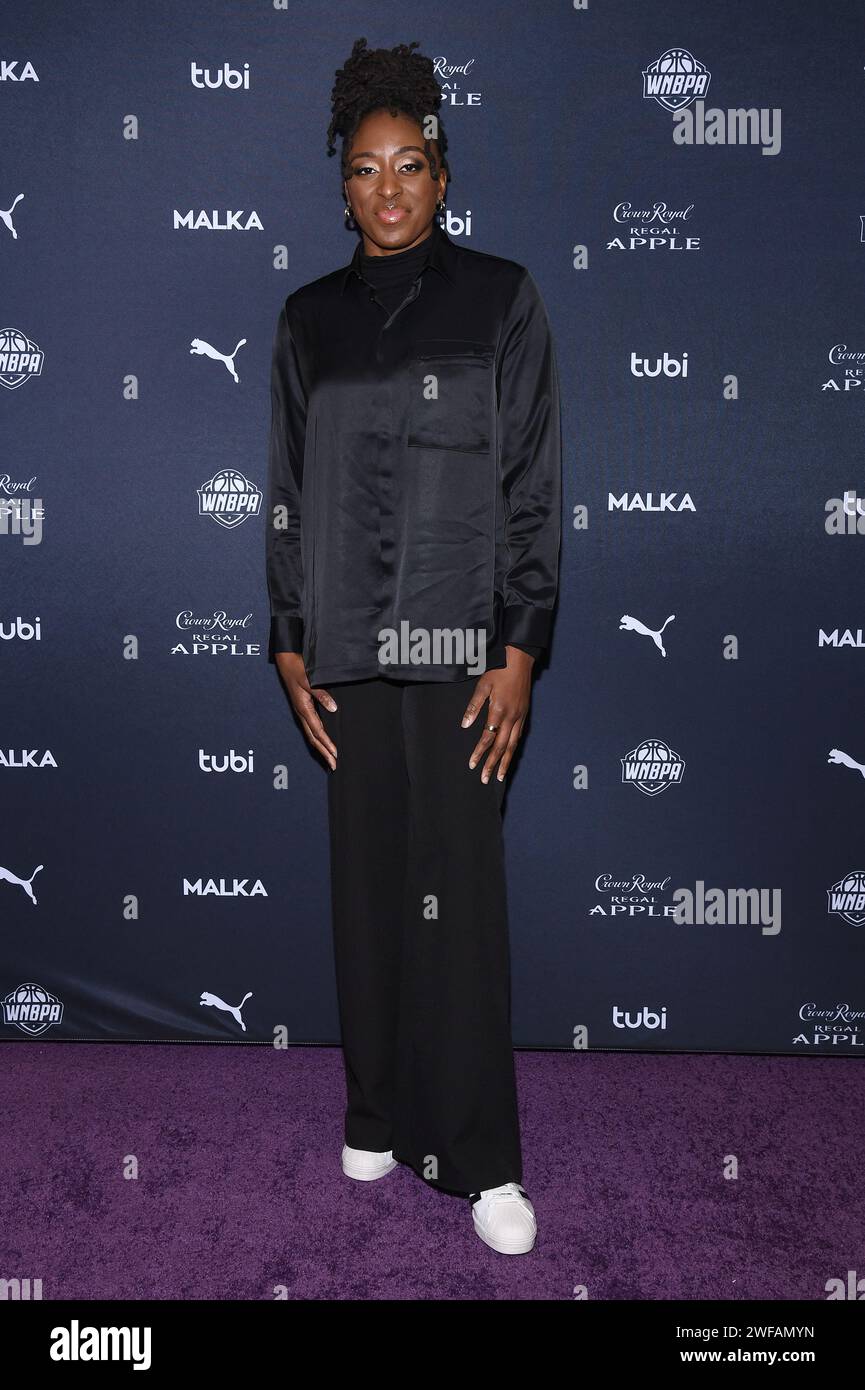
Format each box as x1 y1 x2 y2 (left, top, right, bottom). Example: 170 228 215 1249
3 0 862 1053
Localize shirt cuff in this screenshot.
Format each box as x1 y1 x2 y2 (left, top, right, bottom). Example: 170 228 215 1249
268 615 304 663
501 604 553 649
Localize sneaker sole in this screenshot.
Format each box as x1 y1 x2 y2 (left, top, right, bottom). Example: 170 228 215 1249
472 1214 537 1255
341 1156 397 1182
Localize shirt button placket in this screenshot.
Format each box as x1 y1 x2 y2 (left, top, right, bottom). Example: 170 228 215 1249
374 326 395 645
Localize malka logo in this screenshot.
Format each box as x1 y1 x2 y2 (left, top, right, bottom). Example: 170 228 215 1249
621 738 685 796
173 209 263 231
183 877 267 896
642 48 710 112
197 470 261 528
827 871 865 926
608 492 696 512
3 982 63 1036
0 328 43 390
0 60 39 82
0 749 57 769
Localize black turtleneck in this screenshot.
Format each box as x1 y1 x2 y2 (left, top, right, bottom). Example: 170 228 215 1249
357 227 541 666
359 230 434 315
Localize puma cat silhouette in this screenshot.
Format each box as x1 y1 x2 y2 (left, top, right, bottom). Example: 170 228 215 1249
828 748 865 779
199 989 253 1031
0 193 24 239
0 862 43 904
619 613 676 657
189 337 247 383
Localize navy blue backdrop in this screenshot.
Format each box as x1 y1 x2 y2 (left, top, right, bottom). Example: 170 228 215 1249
2 0 863 1053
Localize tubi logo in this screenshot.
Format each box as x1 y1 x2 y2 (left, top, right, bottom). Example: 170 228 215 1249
631 351 688 378
612 1006 667 1030
190 61 250 89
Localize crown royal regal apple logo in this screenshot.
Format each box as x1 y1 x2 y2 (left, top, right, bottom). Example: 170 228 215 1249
642 48 711 112
0 328 44 390
3 982 63 1035
621 738 686 796
197 469 262 529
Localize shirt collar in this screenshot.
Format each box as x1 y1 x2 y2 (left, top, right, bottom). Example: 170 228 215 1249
340 217 457 294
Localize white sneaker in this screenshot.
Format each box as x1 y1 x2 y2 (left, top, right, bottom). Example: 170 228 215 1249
341 1144 397 1181
470 1182 537 1254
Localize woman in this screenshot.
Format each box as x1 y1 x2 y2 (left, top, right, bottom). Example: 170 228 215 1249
266 37 562 1255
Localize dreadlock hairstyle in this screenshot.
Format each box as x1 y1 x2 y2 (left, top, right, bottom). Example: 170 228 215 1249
327 37 450 195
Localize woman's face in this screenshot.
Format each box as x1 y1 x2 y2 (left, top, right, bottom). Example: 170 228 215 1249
343 107 447 255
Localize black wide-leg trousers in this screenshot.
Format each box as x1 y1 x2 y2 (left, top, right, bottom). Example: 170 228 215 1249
319 676 523 1195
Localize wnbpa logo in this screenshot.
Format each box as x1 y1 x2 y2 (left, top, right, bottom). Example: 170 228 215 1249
621 738 686 796
827 871 865 927
642 49 711 112
2 982 63 1035
197 469 262 529
0 328 43 390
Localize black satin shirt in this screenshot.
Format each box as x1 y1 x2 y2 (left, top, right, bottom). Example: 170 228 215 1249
265 217 562 686
359 233 542 666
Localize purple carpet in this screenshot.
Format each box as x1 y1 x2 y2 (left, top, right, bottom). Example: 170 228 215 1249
2 1043 860 1300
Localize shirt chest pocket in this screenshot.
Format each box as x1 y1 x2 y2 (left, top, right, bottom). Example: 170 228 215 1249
407 338 495 455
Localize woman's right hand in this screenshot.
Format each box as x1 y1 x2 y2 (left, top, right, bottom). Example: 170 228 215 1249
274 652 338 771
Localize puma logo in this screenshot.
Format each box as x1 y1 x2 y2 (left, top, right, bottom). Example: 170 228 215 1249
828 748 865 779
619 613 676 657
0 862 43 905
0 193 24 239
199 990 253 1031
189 337 247 383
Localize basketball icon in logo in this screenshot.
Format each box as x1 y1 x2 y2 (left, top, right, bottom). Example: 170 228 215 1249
17 983 47 1004
827 871 865 926
0 327 44 390
211 470 248 495
2 981 64 1035
197 469 263 529
642 48 711 113
621 737 686 796
637 739 671 763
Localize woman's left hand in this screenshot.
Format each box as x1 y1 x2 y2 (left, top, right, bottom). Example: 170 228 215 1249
461 646 535 783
